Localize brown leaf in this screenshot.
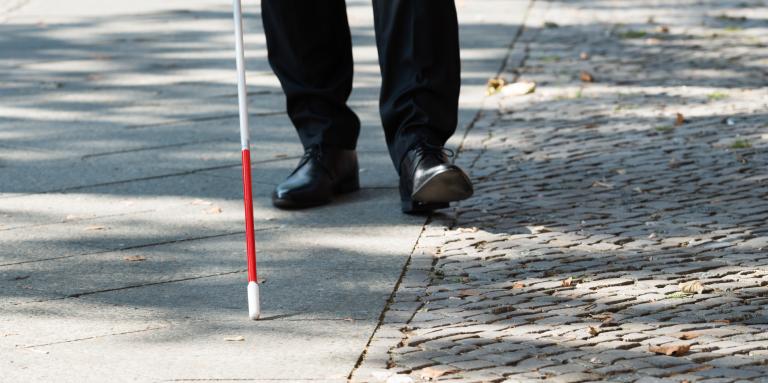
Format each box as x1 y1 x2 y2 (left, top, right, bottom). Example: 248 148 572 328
580 71 595 83
649 343 690 356
491 306 515 315
562 277 574 287
679 332 700 340
678 280 705 294
588 326 600 337
656 25 670 33
206 206 223 214
274 153 288 159
675 113 686 126
512 281 526 289
711 319 731 324
124 255 147 262
645 38 662 45
420 366 458 380
84 225 107 231
224 336 245 342
458 289 481 297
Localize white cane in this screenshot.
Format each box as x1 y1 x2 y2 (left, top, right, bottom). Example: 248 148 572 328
232 0 260 320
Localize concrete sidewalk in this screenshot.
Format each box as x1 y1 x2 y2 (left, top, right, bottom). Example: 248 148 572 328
0 0 529 381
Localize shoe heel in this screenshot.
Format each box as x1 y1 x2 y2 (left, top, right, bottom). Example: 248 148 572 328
401 197 449 214
334 174 360 194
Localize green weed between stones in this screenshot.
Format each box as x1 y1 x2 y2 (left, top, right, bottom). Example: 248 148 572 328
619 30 647 39
708 91 729 101
730 139 751 149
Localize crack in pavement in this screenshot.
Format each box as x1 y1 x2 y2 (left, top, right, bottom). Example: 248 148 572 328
1 227 279 267
0 154 301 200
126 111 286 130
19 325 168 349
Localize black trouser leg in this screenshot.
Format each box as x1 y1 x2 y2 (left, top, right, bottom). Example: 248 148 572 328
372 0 461 170
261 0 360 150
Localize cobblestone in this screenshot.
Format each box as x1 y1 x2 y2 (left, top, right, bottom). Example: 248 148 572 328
351 0 768 381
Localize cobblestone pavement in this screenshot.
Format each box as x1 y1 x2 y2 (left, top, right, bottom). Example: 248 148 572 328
352 1 768 382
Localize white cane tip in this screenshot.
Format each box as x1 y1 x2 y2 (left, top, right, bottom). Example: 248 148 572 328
247 281 261 320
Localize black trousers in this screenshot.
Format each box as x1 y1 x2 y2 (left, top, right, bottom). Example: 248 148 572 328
261 0 461 170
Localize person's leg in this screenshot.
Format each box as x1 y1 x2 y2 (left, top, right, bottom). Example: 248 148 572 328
371 0 461 169
261 0 360 149
262 1 361 209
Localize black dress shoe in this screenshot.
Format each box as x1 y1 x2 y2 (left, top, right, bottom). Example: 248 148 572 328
272 146 359 209
399 142 473 214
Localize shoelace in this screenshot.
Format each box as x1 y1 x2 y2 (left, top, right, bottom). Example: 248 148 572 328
294 145 332 176
415 142 455 159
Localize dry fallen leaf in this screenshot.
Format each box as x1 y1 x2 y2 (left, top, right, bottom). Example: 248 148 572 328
657 25 670 33
711 319 731 324
512 281 526 289
591 181 614 189
679 280 705 294
85 225 106 231
679 332 700 340
675 113 686 126
645 37 662 45
420 366 458 380
206 206 223 214
649 343 690 356
562 277 574 287
500 80 537 97
486 77 506 95
588 326 600 337
580 71 594 83
458 289 481 297
224 336 245 342
124 255 147 262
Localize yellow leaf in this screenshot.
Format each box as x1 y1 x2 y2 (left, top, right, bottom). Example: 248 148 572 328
486 77 507 95
500 81 537 97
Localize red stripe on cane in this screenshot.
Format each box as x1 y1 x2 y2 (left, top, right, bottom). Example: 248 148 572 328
241 149 258 283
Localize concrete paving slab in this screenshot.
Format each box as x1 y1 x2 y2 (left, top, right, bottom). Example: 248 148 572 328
1 0 529 380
